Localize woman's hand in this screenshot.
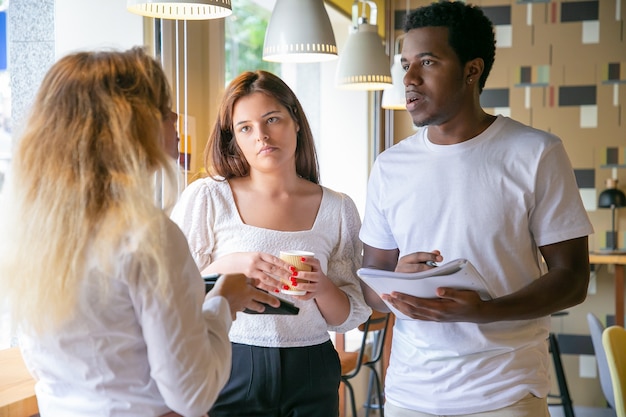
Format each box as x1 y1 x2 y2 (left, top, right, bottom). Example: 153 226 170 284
203 252 293 294
206 273 281 319
289 255 351 326
286 256 334 301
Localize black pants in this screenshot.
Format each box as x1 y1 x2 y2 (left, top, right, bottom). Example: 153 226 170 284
209 340 341 417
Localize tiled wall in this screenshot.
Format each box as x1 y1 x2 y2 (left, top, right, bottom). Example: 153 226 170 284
393 0 626 252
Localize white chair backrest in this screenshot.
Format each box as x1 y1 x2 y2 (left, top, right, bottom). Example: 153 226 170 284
587 313 616 409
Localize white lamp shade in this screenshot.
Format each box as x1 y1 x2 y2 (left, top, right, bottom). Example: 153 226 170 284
263 0 338 63
381 54 406 110
127 0 232 20
337 0 392 90
336 22 392 90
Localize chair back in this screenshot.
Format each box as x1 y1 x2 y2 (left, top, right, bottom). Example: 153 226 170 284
587 313 616 409
602 325 626 417
359 310 390 367
342 310 390 379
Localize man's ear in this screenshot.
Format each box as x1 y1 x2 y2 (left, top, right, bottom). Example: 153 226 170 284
465 58 484 84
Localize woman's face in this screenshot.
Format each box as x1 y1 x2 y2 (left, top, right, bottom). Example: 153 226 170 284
162 110 180 160
231 92 299 174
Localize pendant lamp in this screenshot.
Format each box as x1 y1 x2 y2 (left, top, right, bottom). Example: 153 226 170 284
336 0 392 90
381 34 406 110
127 0 232 20
263 0 338 63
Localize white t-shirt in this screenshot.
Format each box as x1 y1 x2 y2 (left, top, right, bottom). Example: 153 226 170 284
19 217 233 417
171 179 372 347
360 115 593 415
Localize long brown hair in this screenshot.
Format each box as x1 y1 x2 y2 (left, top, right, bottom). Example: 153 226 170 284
205 70 320 183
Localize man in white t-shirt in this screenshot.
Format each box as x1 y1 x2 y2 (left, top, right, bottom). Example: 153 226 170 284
359 2 593 417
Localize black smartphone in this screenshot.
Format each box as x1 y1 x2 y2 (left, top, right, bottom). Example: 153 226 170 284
202 274 299 315
203 273 221 294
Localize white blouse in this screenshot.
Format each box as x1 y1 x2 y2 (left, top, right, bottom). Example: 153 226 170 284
171 178 371 347
19 217 233 417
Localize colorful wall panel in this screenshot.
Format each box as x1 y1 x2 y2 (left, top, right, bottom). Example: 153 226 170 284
394 0 626 253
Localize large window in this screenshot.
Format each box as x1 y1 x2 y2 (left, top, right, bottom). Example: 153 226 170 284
0 8 9 196
0 70 9 193
0 8 10 349
225 0 279 84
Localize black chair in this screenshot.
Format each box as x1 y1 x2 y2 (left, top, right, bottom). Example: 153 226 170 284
548 332 576 417
547 311 575 417
339 311 391 417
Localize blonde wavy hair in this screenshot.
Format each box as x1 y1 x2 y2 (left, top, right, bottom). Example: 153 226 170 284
0 47 177 334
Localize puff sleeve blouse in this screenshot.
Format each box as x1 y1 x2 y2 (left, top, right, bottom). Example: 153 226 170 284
171 178 371 347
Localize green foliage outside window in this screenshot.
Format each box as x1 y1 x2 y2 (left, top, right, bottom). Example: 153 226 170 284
225 0 280 85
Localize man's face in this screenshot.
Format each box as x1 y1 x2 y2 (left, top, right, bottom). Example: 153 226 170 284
401 26 468 128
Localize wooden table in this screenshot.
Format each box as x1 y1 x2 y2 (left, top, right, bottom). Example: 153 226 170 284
0 347 38 417
589 252 626 327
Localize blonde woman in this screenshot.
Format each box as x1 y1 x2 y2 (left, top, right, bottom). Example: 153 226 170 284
0 48 279 417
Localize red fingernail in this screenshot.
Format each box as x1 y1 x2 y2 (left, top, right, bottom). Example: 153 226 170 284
289 266 296 272
292 271 298 277
274 289 280 293
282 285 290 290
292 282 298 287
301 257 306 262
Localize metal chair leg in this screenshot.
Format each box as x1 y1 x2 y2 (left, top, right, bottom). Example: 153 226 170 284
364 369 376 417
371 366 384 416
549 333 575 417
363 364 384 416
362 328 385 416
343 378 358 417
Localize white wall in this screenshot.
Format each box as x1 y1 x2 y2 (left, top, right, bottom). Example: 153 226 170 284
318 4 369 217
55 0 144 59
276 4 369 216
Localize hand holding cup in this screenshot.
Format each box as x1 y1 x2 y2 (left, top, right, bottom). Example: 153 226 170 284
279 250 314 295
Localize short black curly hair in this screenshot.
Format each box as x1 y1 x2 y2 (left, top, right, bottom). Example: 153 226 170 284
403 1 496 93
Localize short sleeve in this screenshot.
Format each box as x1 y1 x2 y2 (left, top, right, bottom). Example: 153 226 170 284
359 158 398 250
530 141 594 246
